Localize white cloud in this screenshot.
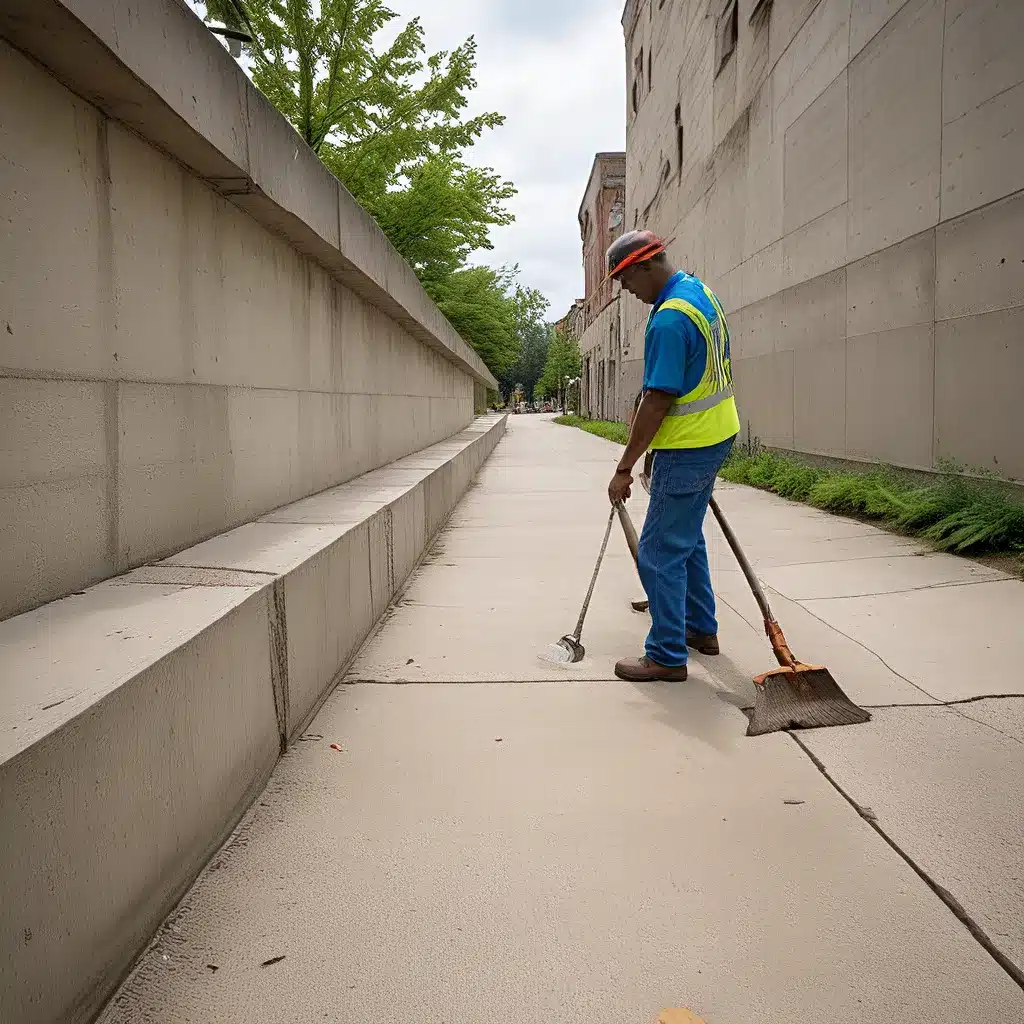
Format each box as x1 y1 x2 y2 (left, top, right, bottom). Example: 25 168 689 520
383 0 626 319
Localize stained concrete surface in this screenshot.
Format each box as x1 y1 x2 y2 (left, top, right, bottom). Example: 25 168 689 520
100 417 1024 1022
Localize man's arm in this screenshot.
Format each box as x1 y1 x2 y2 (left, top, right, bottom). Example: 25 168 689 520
608 389 675 503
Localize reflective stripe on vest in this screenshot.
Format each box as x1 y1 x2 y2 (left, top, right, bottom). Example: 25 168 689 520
649 283 740 450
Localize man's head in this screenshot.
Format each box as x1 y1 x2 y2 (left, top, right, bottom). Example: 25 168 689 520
606 230 675 304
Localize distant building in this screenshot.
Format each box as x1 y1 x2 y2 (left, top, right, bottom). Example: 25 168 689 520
556 299 586 343
576 153 631 423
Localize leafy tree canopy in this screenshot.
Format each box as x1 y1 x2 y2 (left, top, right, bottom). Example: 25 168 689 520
198 0 515 283
537 328 582 402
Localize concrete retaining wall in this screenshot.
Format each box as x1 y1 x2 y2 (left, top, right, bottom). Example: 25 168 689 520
0 0 498 621
0 413 506 1024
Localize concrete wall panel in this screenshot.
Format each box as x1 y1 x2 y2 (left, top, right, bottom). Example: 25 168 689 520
935 192 1024 321
781 202 848 289
778 269 847 354
847 230 936 337
731 293 781 360
794 339 847 455
783 72 849 235
772 0 851 135
740 240 784 309
734 350 795 447
935 306 1024 481
941 0 1024 125
284 524 373 736
744 140 784 260
850 0 911 58
116 383 232 568
941 81 1024 221
0 474 111 622
0 584 279 1024
846 324 934 468
847 0 943 262
0 40 109 378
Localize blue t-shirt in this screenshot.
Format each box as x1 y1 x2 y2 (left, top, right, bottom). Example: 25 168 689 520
643 271 725 397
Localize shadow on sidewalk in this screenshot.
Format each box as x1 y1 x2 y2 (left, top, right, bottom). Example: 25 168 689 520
626 653 759 753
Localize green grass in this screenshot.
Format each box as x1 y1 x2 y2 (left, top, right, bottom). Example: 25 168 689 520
720 443 1024 557
553 415 630 445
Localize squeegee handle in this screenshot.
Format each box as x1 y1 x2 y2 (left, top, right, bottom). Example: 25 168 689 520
613 501 640 564
573 507 616 641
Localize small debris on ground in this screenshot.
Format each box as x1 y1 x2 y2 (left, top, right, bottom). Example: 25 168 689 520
260 955 286 968
206 964 219 973
330 743 343 752
406 658 415 665
494 737 503 743
299 734 323 742
784 799 805 806
857 805 878 822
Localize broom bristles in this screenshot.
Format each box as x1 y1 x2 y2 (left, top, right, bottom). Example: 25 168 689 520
747 666 871 737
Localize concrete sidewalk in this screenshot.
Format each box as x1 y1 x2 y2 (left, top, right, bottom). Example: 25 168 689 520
101 415 1024 1023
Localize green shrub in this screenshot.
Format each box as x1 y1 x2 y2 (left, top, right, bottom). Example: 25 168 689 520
559 422 1024 557
718 440 1024 557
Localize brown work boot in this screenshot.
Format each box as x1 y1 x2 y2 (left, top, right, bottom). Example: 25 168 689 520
614 656 688 682
686 631 720 656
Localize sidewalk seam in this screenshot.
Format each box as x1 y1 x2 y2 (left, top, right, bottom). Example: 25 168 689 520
787 732 1024 994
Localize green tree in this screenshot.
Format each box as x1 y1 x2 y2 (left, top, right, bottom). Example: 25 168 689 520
425 267 549 382
197 0 515 282
500 318 548 403
537 328 582 409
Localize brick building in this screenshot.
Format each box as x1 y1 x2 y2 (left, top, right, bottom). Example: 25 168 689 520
577 153 634 422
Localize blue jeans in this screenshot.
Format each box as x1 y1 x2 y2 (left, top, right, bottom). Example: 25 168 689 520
637 437 735 667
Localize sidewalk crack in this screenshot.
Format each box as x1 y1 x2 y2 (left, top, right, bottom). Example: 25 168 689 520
788 732 1024 994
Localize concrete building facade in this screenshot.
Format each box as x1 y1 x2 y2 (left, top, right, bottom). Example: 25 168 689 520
592 0 1023 480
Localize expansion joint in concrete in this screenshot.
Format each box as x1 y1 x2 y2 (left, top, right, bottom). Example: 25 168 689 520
788 731 1024 995
268 580 290 755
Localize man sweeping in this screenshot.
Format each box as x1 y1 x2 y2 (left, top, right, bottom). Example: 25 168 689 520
606 231 740 682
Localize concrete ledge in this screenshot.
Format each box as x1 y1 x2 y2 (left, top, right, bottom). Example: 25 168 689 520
0 0 497 390
0 413 505 1024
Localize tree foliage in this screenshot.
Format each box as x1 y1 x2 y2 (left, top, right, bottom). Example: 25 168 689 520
197 0 515 285
537 328 582 404
427 267 548 380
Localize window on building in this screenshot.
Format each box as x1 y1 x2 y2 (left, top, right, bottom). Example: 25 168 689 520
716 0 738 76
675 103 684 177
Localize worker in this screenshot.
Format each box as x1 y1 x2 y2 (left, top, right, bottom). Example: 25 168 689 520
606 231 740 682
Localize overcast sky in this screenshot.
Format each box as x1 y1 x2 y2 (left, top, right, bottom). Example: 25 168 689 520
382 0 627 319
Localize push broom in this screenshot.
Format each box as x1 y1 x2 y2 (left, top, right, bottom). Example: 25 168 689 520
628 457 870 736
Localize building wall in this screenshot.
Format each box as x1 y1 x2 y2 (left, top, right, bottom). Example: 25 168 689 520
0 5 496 621
620 0 1024 480
578 153 627 419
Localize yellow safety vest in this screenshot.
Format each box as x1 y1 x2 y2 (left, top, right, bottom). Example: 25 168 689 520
649 284 740 450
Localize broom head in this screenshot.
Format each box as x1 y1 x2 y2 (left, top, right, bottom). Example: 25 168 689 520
747 663 871 737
